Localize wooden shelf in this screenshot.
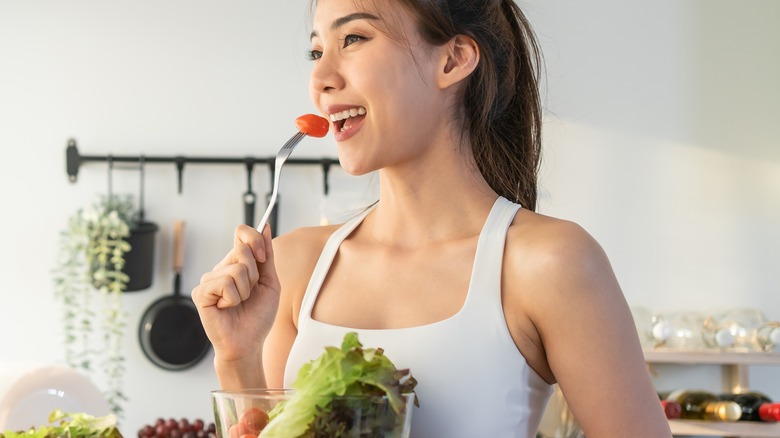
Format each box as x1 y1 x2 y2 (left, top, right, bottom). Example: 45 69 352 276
644 349 780 366
669 420 780 437
644 349 780 437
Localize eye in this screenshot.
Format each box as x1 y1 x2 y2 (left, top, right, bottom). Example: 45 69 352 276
342 34 365 48
307 49 323 61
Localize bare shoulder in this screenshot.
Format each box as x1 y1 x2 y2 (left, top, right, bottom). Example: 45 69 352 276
272 224 341 325
504 209 623 337
273 224 341 284
509 209 601 254
505 209 612 291
273 224 339 261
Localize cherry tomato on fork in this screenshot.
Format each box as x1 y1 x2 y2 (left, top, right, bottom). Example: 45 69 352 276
295 114 330 137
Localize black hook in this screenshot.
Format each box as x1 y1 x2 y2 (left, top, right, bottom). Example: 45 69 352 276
174 156 185 194
321 158 332 196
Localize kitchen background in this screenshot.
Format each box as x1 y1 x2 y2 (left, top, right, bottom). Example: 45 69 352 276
1 0 778 435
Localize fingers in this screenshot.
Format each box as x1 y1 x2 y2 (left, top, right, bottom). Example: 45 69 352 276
193 224 275 310
192 275 242 309
258 224 278 284
235 224 267 262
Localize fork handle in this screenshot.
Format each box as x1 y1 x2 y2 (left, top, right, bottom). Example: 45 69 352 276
256 193 277 234
256 160 284 233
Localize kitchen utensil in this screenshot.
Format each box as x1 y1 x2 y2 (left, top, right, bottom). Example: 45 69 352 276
264 189 279 236
243 160 256 226
255 114 329 233
319 159 332 226
124 155 158 291
138 220 210 371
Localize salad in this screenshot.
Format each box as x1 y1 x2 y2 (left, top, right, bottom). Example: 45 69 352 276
0 410 122 438
259 332 417 437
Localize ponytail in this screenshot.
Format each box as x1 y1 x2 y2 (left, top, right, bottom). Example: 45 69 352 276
385 0 545 210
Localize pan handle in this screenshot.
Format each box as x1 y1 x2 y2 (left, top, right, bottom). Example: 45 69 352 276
173 220 185 273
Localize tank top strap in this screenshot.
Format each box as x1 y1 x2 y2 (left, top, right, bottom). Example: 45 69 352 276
297 204 376 328
466 197 522 305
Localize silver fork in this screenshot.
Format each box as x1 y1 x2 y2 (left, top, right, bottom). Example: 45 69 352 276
255 131 306 233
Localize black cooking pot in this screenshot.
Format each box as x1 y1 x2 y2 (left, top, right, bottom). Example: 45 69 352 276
123 221 158 291
138 221 210 371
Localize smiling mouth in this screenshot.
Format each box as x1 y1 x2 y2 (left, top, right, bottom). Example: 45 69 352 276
330 107 367 132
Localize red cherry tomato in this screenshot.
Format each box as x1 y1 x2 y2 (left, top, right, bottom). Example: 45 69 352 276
295 114 329 138
228 423 245 438
239 407 270 434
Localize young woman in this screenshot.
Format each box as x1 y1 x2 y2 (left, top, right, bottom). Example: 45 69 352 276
192 0 672 436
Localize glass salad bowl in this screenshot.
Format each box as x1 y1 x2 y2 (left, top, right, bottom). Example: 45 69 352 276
211 389 414 438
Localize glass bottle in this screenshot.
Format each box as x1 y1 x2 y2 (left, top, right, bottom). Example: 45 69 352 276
756 322 780 352
758 404 780 422
719 391 780 421
663 390 741 421
660 400 682 419
701 308 768 352
651 311 707 350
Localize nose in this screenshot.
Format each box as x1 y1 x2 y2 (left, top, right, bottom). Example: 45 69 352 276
310 53 345 94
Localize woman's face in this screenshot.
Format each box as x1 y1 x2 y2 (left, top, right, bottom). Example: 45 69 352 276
309 0 450 176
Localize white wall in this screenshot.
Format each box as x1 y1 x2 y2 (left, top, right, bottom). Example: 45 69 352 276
0 0 778 434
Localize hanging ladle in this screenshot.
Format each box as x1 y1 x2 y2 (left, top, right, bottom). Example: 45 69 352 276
243 159 257 226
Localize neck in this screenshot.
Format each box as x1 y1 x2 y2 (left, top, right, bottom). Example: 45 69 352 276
364 147 498 247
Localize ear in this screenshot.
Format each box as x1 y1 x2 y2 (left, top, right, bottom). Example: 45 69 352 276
436 34 479 90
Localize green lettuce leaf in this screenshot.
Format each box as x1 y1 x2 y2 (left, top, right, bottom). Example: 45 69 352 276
259 332 416 438
1 410 122 438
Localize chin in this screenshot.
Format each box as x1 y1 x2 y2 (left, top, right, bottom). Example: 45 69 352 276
335 151 379 176
339 162 376 177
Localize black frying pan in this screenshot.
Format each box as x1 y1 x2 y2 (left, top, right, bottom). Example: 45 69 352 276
139 220 210 371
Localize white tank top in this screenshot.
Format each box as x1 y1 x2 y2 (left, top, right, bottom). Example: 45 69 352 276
284 197 553 438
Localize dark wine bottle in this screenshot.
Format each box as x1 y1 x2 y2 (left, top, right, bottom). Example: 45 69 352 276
758 403 780 422
664 390 741 421
660 400 682 419
719 392 773 421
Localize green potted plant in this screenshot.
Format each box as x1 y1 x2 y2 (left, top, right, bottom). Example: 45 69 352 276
52 194 138 418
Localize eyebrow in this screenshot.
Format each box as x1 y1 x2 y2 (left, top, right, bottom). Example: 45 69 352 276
310 12 380 40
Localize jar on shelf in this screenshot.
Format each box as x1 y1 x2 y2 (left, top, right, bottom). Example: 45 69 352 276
756 321 780 352
651 311 707 350
702 308 774 352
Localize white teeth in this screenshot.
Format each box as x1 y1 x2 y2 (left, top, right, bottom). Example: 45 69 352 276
329 107 366 122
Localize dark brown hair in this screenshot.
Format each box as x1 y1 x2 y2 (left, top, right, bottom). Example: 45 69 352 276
403 0 544 211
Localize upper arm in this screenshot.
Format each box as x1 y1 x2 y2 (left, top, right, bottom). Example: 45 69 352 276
261 226 334 388
513 220 671 437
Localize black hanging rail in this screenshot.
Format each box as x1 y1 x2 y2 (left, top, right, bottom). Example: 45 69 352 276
65 138 338 194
